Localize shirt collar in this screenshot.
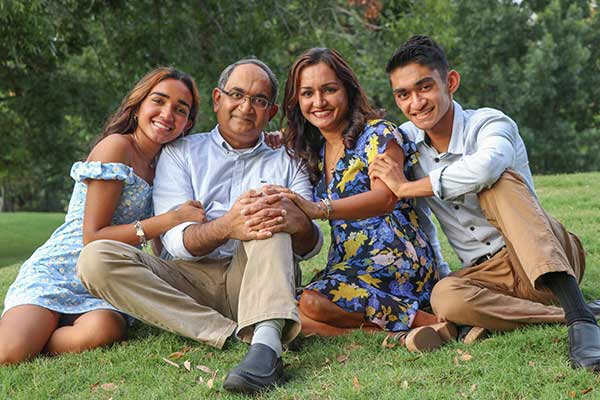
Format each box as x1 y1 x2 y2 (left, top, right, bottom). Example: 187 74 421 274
414 100 465 155
211 125 266 155
446 101 465 155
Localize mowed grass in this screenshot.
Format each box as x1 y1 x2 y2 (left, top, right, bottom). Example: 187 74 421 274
0 212 66 268
1 172 600 399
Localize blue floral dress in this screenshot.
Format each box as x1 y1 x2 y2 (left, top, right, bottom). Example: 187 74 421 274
304 119 437 332
2 162 152 317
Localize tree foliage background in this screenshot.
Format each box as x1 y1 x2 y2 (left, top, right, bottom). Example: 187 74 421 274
1 0 599 211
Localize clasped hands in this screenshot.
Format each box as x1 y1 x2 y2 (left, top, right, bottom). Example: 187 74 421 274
226 185 312 241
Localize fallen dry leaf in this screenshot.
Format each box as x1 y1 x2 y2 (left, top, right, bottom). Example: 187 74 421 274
528 361 536 367
582 387 593 395
382 335 396 349
162 357 180 368
197 376 204 384
401 380 409 389
352 376 361 391
207 378 214 389
168 351 185 360
455 350 473 362
336 354 349 363
101 383 117 391
196 365 215 374
568 390 577 398
324 357 331 365
347 342 361 351
90 382 100 392
183 360 191 371
471 384 478 392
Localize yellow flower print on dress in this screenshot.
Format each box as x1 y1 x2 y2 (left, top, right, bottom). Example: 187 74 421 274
330 282 368 302
303 120 436 332
358 273 382 288
343 231 368 258
336 157 365 192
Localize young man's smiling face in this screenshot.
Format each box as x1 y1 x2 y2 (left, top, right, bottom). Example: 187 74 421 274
389 62 459 135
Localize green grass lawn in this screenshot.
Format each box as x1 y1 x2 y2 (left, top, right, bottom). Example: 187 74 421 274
0 212 66 268
1 172 600 399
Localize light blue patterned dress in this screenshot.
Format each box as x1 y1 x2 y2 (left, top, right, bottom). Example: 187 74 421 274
2 161 152 317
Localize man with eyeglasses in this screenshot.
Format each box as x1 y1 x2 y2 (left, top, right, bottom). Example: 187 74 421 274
78 58 322 393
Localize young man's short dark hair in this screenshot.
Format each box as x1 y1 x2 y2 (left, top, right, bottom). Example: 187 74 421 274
386 35 450 79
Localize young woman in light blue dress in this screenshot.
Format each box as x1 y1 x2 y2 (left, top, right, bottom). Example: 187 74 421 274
0 67 206 365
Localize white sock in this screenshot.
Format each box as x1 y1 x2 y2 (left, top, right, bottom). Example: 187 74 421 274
251 319 285 357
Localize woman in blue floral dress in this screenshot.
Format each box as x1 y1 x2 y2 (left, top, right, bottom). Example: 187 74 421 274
275 48 452 348
0 67 206 364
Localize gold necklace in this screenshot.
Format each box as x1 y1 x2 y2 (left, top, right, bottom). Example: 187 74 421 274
326 142 345 175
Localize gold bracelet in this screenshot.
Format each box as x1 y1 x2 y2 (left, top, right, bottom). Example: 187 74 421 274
317 200 328 220
133 220 148 249
320 197 333 220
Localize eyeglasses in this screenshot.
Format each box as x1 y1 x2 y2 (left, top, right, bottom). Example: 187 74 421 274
219 88 272 110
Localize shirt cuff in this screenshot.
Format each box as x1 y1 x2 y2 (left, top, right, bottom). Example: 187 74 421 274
429 167 445 199
293 222 323 261
162 221 202 260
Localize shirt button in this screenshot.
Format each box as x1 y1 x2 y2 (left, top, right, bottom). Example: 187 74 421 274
470 226 475 231
454 205 459 210
486 242 491 245
434 157 440 162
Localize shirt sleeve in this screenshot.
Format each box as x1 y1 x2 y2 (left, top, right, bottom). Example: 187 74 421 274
430 113 518 201
288 159 323 260
153 142 199 260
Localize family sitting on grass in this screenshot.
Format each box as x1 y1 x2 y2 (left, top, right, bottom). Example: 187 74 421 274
1 36 600 394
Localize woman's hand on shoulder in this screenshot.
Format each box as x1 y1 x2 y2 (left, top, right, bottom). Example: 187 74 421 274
171 200 207 225
264 131 282 149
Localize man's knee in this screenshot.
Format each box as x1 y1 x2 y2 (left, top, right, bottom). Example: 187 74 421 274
243 233 293 266
431 277 475 322
76 240 123 291
249 232 292 250
479 169 527 202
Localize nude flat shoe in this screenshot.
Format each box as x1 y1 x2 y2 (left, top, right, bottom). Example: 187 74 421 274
387 326 443 352
431 321 458 343
458 326 488 344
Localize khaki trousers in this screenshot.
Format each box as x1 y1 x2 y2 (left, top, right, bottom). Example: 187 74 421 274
77 233 300 349
431 170 586 331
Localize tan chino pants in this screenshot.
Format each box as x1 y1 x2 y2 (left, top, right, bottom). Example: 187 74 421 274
431 170 586 331
77 233 300 348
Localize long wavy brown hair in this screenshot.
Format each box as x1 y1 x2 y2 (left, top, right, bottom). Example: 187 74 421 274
281 47 384 185
98 67 200 144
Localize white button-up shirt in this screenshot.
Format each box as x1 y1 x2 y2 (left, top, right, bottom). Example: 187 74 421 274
401 101 535 267
153 125 323 261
